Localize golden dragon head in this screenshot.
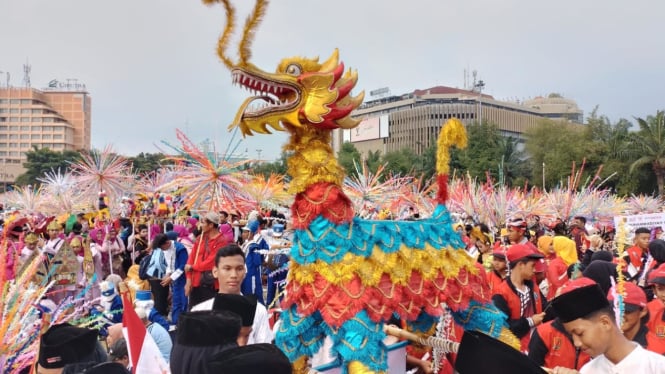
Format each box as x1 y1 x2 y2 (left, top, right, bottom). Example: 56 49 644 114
203 0 365 136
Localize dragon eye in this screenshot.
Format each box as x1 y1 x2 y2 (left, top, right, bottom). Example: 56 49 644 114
285 64 302 76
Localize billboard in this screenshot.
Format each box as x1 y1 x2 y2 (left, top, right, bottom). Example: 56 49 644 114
351 117 381 142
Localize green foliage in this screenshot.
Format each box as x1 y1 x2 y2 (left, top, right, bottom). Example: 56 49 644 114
628 110 665 195
456 121 528 186
525 119 587 189
251 151 289 178
382 148 420 176
127 153 172 175
15 146 81 186
338 142 362 177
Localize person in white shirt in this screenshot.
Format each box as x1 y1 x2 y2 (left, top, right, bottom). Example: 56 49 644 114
191 243 273 345
549 278 665 374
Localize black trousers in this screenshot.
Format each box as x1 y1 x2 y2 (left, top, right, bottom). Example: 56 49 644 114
188 285 217 310
148 279 170 318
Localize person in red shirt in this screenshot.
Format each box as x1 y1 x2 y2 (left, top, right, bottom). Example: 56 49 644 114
625 227 652 282
608 281 665 355
184 212 232 309
528 277 594 371
487 247 508 293
492 244 548 352
646 263 665 345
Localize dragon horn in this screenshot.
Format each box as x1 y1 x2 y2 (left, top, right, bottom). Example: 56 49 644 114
435 118 468 204
238 0 268 64
202 0 237 69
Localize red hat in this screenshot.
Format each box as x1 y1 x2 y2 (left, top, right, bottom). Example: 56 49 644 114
492 247 507 260
559 277 597 296
506 244 544 263
608 282 647 312
648 263 665 286
534 258 547 273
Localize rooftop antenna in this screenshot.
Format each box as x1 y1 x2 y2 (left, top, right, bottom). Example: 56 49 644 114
22 60 31 88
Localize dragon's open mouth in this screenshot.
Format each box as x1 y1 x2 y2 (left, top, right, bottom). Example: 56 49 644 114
232 69 300 117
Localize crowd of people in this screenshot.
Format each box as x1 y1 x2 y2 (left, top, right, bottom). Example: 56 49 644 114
5 200 665 373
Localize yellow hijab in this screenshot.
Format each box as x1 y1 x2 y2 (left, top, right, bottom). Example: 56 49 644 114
552 236 578 266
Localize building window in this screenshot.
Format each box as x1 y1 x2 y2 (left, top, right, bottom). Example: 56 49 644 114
20 99 31 104
42 134 51 139
32 109 42 114
9 143 17 148
0 135 5 139
20 126 29 131
20 134 29 139
20 109 31 114
9 126 18 131
0 109 6 113
20 118 30 123
31 134 39 139
9 118 18 122
20 143 29 148
43 118 54 123
9 108 18 114
0 99 7 104
10 99 19 104
32 126 41 131
43 126 53 131
9 135 17 140
9 152 18 157
53 134 63 140
53 144 64 149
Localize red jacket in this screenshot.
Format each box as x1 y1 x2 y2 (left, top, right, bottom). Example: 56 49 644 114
486 269 505 294
185 232 229 287
528 319 590 370
634 324 665 355
492 277 546 352
546 257 569 300
647 299 665 350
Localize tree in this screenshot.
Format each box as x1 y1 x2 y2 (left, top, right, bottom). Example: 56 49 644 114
496 135 529 186
251 151 289 178
525 119 587 189
15 146 81 186
338 142 362 176
382 148 419 176
629 110 665 195
128 153 170 175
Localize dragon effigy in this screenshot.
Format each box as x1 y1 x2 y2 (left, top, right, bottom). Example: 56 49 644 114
202 0 518 372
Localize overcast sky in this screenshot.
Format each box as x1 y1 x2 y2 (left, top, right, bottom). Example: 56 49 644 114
2 0 663 161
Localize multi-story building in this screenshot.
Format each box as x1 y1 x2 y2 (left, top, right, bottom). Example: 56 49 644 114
0 79 91 185
332 86 583 157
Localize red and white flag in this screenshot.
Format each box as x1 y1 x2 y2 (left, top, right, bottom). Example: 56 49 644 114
121 290 170 374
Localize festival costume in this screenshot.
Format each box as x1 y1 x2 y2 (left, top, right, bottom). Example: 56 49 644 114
528 318 590 370
186 231 226 308
202 1 520 371
493 277 545 351
241 229 267 305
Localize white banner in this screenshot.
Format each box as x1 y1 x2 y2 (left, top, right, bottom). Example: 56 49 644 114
613 212 665 243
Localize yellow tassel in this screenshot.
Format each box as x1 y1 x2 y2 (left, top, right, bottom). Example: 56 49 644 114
497 326 521 350
348 361 385 374
436 118 468 175
239 0 268 64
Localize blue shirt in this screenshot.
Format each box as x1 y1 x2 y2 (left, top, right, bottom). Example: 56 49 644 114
147 321 173 363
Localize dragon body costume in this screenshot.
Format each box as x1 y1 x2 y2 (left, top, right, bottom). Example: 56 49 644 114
202 1 518 372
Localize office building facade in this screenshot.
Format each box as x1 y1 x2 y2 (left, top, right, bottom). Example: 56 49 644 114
333 86 583 157
0 80 91 185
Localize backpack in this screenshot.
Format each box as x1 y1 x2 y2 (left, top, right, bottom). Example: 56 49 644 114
138 253 152 280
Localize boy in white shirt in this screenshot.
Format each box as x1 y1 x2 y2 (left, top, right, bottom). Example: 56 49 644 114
550 278 665 374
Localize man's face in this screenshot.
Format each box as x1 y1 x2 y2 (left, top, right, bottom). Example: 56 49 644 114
48 228 59 239
492 257 507 273
621 308 646 335
241 230 250 241
139 229 148 239
25 241 38 251
220 213 228 223
508 227 522 244
202 220 214 234
653 284 665 305
519 260 537 279
573 218 583 228
635 233 650 250
563 316 612 358
212 255 246 294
